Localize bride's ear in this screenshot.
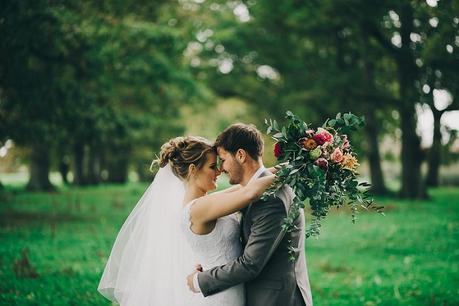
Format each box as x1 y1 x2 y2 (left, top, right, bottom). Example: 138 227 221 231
188 164 197 178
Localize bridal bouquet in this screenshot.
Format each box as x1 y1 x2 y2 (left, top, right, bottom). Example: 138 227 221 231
263 111 383 243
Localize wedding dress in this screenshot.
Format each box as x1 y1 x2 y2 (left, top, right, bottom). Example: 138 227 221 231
98 163 245 306
181 200 245 306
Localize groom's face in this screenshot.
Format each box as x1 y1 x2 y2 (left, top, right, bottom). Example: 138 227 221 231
217 147 244 185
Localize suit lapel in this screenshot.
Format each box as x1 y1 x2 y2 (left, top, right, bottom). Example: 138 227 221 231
241 204 252 245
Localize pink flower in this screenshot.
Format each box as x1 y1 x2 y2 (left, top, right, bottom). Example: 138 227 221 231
274 143 282 158
313 128 334 145
331 148 344 163
315 158 328 170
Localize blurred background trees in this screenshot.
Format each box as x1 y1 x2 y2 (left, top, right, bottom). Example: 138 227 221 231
1 0 458 198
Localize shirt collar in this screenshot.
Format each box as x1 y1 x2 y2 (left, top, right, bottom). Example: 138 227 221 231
247 166 266 184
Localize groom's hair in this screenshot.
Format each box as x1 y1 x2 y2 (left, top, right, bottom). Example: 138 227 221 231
215 123 264 161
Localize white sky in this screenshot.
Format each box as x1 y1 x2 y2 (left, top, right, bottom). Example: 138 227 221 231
417 89 458 147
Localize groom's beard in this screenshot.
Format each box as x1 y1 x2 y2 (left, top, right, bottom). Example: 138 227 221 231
228 162 244 185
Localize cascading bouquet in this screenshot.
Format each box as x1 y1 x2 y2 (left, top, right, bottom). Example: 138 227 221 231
263 111 384 242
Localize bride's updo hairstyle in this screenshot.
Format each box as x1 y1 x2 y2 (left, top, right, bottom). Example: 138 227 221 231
156 136 215 180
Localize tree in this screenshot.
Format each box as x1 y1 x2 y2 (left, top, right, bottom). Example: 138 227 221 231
196 0 458 198
350 0 459 197
419 2 459 186
0 0 201 189
174 0 393 194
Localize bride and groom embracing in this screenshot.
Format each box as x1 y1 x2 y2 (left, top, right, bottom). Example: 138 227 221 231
98 123 313 306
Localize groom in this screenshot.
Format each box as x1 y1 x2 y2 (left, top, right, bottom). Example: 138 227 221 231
187 123 313 306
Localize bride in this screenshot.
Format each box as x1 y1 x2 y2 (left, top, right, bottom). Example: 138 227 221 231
98 136 276 305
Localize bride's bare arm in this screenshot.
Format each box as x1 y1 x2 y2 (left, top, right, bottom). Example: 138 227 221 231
210 163 285 195
190 174 275 223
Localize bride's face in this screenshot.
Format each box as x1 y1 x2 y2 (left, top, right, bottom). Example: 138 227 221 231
194 153 220 192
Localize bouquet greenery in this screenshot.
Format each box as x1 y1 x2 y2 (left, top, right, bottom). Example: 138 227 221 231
263 111 384 242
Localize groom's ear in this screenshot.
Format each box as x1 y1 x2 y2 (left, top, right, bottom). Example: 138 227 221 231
235 149 247 163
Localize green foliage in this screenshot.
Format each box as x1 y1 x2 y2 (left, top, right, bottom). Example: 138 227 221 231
0 0 207 186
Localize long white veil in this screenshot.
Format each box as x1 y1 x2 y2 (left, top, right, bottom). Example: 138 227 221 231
98 164 196 305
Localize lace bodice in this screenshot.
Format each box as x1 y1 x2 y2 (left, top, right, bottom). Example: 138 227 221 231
181 200 245 306
181 200 243 270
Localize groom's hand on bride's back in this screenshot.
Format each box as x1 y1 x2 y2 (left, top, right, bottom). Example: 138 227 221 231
187 270 200 293
186 264 202 293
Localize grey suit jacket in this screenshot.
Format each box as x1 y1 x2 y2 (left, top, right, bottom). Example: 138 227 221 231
198 170 313 306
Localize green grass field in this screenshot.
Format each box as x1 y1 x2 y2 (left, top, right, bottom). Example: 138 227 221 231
0 183 458 305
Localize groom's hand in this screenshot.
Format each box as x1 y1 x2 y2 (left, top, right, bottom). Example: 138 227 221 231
187 270 200 293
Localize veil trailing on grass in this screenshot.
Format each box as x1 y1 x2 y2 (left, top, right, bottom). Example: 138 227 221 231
98 163 196 305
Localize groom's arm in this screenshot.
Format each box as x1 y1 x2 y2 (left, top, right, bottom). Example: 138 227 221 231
196 196 286 297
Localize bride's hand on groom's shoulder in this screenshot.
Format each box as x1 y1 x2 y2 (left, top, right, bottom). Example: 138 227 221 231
268 162 289 174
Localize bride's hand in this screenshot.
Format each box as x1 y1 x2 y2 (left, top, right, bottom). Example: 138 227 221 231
195 264 203 272
268 162 288 174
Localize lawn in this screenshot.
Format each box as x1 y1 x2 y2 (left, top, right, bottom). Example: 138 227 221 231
0 183 458 305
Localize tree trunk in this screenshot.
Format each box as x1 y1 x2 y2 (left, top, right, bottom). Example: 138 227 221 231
73 143 87 185
107 156 129 183
399 105 426 198
361 53 387 195
87 144 100 185
426 109 442 187
58 157 70 184
26 143 54 191
397 3 426 198
105 144 130 183
363 108 387 194
397 63 427 198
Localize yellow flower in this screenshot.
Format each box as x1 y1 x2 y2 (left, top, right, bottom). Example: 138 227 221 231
341 153 360 172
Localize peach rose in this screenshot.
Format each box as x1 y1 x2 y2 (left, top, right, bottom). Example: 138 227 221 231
330 148 344 163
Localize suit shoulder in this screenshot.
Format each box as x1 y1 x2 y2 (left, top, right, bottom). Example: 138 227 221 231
253 194 283 206
251 195 285 215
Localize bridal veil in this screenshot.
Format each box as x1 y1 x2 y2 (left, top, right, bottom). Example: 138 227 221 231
98 164 196 305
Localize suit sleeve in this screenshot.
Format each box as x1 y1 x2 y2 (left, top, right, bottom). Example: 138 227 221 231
197 197 286 297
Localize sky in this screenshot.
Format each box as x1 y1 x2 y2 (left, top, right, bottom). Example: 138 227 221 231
417 89 458 147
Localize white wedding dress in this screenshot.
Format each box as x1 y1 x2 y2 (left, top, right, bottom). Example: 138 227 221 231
181 200 245 306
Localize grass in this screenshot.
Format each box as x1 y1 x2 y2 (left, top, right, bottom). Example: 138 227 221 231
0 183 458 305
